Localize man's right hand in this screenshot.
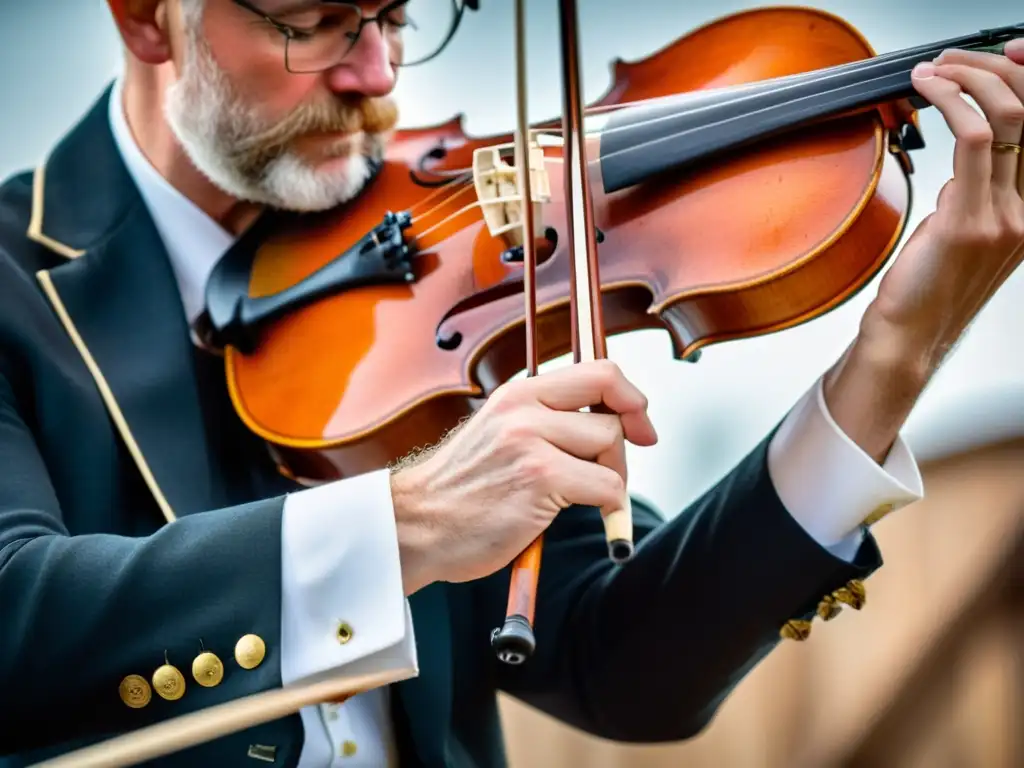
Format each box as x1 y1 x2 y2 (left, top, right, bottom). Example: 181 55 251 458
389 360 658 594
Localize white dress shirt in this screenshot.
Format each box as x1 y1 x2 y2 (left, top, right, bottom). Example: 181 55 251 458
107 77 923 766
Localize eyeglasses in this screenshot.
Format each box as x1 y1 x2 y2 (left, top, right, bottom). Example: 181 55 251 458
232 0 471 74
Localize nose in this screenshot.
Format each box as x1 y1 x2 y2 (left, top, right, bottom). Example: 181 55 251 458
324 23 396 97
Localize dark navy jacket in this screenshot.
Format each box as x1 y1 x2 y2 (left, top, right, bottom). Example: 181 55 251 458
0 87 882 766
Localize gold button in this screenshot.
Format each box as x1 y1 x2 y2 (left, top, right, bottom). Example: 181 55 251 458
152 664 186 701
864 502 895 526
780 619 812 641
341 740 357 757
235 634 266 670
119 674 152 709
336 621 354 645
192 651 224 687
833 579 867 610
817 595 842 621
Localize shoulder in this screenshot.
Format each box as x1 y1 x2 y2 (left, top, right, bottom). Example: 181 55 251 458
0 168 73 378
0 166 32 219
0 167 35 258
0 167 68 285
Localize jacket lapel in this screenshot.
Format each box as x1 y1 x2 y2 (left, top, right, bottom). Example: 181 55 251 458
32 84 221 523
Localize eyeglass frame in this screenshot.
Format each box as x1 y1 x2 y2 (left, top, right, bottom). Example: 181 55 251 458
230 0 471 72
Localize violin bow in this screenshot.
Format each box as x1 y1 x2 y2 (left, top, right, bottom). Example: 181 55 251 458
31 666 416 767
491 0 636 666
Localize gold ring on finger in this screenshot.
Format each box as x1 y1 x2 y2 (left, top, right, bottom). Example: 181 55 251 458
991 142 1022 154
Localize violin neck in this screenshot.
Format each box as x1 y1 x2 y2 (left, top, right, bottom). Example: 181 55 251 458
596 21 1024 193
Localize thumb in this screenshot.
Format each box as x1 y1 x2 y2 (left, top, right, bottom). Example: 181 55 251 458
1005 38 1024 63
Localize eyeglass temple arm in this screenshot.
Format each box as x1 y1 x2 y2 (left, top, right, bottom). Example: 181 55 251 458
411 0 480 66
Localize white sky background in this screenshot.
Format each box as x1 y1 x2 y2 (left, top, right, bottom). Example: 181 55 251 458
1 0 1021 516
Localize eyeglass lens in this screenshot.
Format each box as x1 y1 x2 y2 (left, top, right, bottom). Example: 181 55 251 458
251 0 460 72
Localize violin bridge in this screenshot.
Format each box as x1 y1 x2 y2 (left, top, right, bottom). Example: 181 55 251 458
472 141 550 246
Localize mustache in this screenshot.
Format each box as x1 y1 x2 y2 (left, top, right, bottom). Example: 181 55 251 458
228 95 400 163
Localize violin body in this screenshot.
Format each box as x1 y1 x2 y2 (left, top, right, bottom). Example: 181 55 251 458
224 6 919 481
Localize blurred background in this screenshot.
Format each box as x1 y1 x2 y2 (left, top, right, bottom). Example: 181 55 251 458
5 1 1022 765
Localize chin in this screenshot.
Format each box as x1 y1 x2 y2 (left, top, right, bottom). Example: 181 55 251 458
315 143 363 175
261 149 376 212
296 130 361 161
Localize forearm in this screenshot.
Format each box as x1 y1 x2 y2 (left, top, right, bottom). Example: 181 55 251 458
0 483 418 765
493 367 925 741
823 318 936 464
586 447 885 740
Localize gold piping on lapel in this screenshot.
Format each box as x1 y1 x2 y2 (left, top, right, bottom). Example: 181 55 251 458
28 163 85 260
36 269 177 524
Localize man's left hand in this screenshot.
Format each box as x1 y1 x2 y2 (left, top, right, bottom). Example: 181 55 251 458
823 39 1024 462
862 40 1024 368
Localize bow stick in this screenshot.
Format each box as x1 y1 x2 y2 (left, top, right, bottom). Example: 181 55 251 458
32 666 416 767
490 0 636 666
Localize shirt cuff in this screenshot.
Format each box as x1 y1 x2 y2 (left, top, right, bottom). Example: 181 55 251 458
279 468 418 685
767 376 924 560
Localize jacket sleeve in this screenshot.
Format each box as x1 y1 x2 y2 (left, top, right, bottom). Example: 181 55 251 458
0 363 292 755
0 359 418 764
482 431 885 742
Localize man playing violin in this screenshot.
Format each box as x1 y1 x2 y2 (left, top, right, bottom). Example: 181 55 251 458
1 0 1023 765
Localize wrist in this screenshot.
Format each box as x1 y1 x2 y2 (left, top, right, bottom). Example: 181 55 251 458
823 319 934 463
390 466 440 596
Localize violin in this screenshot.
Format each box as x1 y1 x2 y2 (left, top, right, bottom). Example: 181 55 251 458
40 5 1024 766
203 4 1022 661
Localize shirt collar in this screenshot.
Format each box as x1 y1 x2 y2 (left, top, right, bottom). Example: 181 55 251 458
107 77 235 326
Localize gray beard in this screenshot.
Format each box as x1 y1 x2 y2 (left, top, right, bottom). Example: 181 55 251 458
163 30 386 212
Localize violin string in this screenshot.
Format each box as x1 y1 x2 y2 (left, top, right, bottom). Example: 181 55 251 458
590 33 1012 164
406 171 475 215
408 177 476 224
426 27 1013 172
555 26 1018 156
519 30 987 148
406 194 497 245
398 25 1015 248
398 23 1014 182
402 158 596 247
590 74 915 169
396 117 624 231
407 180 561 247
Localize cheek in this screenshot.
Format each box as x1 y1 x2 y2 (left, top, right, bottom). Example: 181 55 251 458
230 61 321 115
203 20 321 113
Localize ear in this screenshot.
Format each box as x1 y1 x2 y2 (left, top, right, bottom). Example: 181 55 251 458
107 0 174 65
